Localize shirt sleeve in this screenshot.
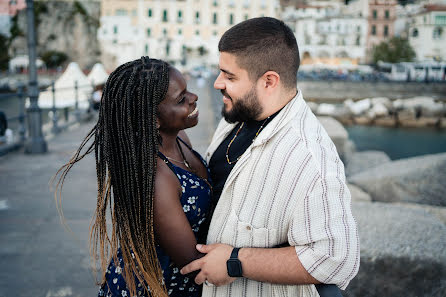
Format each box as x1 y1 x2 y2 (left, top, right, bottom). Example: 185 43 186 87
287 172 360 290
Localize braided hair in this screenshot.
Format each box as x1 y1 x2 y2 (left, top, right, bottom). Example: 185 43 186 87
54 57 170 296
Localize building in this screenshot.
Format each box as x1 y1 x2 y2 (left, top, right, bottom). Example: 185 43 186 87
366 0 397 58
98 0 278 70
0 0 26 37
282 1 368 65
408 4 446 61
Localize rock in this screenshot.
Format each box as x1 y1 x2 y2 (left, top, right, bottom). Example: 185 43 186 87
346 98 371 115
317 116 351 161
396 108 416 124
345 201 446 297
398 117 440 128
345 150 391 177
405 97 444 117
353 116 372 125
392 202 446 225
374 116 397 127
306 101 319 114
349 153 446 206
317 103 337 116
371 97 393 110
367 102 389 118
348 183 372 202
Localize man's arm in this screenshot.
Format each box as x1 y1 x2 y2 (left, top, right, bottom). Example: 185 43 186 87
180 244 320 286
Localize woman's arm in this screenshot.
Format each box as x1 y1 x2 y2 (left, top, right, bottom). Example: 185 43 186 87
153 158 204 269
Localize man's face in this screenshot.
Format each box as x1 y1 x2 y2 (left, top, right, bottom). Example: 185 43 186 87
214 52 263 123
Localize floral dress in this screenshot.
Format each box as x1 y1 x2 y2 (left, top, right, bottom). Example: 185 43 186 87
98 138 213 297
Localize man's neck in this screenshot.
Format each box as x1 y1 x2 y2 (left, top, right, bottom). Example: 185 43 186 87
257 88 298 120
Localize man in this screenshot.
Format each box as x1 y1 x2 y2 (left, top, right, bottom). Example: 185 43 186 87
181 17 359 296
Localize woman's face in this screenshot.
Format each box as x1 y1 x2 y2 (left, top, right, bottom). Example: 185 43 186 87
157 67 199 133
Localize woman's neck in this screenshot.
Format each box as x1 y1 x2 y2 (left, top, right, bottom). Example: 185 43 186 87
158 131 180 156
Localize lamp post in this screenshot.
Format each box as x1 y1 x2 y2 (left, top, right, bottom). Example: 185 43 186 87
24 0 47 153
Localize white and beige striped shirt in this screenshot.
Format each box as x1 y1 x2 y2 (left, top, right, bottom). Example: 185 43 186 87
203 90 360 297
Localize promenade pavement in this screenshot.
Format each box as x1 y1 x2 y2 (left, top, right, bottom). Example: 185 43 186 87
0 77 220 297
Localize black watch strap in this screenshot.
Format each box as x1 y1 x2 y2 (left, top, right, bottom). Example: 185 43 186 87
226 247 243 277
230 247 241 259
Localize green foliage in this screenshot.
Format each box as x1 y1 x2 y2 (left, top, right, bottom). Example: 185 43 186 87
41 50 68 68
9 15 23 40
372 37 416 64
0 34 10 70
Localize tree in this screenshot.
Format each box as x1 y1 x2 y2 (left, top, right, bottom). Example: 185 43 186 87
372 37 416 64
41 50 68 68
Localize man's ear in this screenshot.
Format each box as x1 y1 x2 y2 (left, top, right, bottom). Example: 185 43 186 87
261 71 280 90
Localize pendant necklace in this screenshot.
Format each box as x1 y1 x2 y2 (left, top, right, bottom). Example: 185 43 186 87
225 116 270 165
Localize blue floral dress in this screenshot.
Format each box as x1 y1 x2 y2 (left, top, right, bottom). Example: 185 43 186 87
98 138 213 297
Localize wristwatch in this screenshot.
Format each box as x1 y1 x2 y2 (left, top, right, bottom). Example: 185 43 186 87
226 247 243 277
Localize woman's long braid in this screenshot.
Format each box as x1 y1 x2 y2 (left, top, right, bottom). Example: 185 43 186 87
54 57 170 297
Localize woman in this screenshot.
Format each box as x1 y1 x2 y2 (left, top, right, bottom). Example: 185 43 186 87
54 57 213 297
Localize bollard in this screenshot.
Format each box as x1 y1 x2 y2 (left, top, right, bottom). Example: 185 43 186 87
17 83 26 142
51 81 60 134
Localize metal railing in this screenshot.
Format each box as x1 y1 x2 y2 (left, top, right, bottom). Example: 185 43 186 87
0 80 95 156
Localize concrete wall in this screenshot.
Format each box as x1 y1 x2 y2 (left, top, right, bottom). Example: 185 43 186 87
298 81 446 102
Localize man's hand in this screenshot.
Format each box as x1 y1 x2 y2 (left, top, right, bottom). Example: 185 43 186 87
180 243 237 287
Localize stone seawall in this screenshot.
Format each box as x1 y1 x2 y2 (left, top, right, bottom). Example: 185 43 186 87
298 81 446 102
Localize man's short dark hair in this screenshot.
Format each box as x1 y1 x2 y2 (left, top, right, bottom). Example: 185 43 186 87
218 17 300 90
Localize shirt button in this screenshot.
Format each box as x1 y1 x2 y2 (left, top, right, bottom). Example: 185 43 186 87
246 226 251 231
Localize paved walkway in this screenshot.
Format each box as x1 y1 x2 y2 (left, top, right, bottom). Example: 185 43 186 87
0 77 219 297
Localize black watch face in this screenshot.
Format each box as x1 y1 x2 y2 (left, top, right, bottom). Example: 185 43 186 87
227 259 243 277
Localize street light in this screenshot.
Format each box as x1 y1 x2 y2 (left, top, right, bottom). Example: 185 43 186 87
24 0 47 153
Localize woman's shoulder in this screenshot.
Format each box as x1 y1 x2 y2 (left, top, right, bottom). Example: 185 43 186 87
178 130 192 148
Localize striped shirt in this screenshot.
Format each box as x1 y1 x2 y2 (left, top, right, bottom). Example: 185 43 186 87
203 90 360 297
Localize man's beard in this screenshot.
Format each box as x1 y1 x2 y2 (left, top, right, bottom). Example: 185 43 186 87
221 87 263 123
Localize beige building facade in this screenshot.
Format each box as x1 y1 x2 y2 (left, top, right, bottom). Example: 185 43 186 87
366 0 397 58
98 0 278 70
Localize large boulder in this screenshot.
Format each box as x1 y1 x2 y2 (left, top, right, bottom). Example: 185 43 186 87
345 151 391 177
349 153 446 206
317 116 353 161
347 183 372 202
345 201 446 297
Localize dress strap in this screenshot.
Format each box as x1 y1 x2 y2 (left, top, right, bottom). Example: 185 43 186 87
177 136 193 151
157 151 177 173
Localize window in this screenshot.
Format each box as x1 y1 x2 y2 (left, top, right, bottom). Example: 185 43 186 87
116 9 127 16
229 13 234 25
433 27 443 39
384 25 388 37
357 26 361 33
195 30 200 36
147 28 151 37
373 10 377 20
371 25 376 35
148 9 152 18
213 0 218 7
178 10 182 22
163 28 167 37
145 44 149 55
385 10 389 19
356 36 360 45
162 9 168 22
113 25 118 34
435 15 446 25
213 30 218 36
178 29 182 35
424 16 427 24
132 9 137 16
412 28 418 37
195 12 200 24
213 13 218 24
244 14 249 20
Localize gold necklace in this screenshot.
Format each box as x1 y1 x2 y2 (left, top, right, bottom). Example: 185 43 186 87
165 138 192 170
225 117 270 165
